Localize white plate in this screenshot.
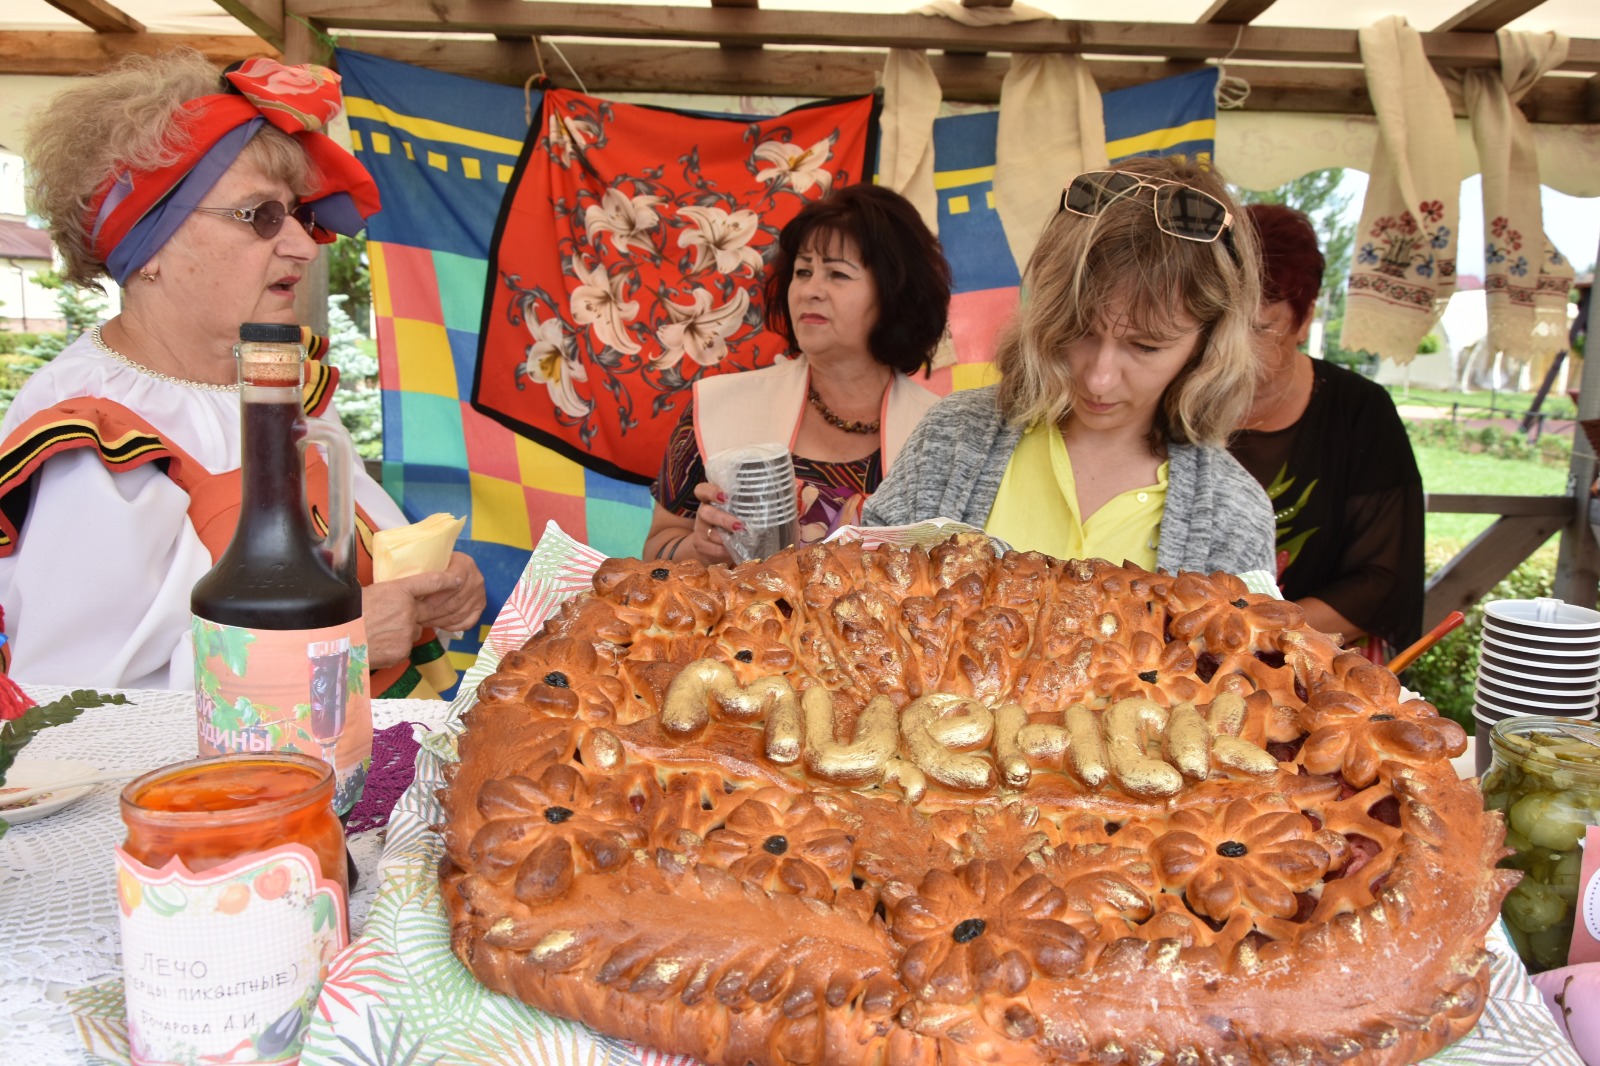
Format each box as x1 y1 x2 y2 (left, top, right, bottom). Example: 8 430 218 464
0 758 100 824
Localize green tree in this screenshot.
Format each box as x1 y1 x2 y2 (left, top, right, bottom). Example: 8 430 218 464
32 269 107 340
0 272 109 419
325 296 382 459
328 234 372 336
1235 169 1360 369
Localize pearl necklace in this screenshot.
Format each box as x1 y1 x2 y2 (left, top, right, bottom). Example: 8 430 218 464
91 325 239 393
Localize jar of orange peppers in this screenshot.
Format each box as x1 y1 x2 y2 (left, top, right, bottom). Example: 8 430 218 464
117 753 349 1066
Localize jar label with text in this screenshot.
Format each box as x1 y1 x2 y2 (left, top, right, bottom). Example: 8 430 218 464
192 618 371 814
116 843 348 1066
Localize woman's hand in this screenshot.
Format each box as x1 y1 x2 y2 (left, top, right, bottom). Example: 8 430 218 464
416 551 487 634
362 553 487 669
643 484 743 565
685 482 742 565
363 572 453 668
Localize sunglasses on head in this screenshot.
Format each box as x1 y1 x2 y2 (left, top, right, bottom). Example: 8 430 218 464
191 200 336 245
1060 170 1236 252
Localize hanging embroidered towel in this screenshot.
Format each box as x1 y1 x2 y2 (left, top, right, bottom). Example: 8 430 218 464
472 89 876 483
880 49 941 236
1344 16 1460 365
1454 30 1574 365
995 53 1110 277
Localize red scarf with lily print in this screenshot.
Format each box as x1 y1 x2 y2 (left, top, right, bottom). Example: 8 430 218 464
472 89 877 483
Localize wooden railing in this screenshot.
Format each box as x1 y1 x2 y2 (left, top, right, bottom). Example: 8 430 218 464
1424 493 1572 629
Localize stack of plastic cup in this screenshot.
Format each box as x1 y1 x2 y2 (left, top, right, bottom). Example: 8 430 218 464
1473 597 1600 773
709 443 800 565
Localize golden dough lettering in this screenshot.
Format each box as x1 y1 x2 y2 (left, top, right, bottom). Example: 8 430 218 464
661 659 797 740
803 689 897 783
659 659 1279 798
901 693 996 792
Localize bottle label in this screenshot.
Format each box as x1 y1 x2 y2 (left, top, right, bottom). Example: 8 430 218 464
116 844 348 1066
193 618 371 814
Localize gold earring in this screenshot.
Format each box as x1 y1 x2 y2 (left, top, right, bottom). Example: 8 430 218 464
138 269 157 282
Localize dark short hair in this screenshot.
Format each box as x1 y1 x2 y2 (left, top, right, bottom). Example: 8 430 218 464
763 183 952 375
1245 203 1325 327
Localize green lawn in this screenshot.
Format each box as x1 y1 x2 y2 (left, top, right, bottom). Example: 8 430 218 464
1415 444 1569 551
1388 385 1576 421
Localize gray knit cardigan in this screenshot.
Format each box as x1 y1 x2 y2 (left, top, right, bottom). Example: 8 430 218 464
862 386 1277 576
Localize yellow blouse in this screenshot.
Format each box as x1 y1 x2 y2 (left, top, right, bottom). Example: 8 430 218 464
984 421 1167 568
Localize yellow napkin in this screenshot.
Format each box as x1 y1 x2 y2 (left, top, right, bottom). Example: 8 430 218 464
372 513 465 582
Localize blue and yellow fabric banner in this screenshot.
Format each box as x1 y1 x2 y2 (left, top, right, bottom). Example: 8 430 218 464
337 50 1218 673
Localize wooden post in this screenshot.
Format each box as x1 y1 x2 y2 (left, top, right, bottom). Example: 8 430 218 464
285 14 331 337
1553 234 1600 607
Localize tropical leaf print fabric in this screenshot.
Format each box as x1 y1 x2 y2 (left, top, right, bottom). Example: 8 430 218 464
473 89 877 483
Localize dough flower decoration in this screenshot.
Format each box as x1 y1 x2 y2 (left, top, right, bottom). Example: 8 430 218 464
1089 629 1201 704
890 859 1086 1006
716 622 798 677
1125 890 1253 948
1299 705 1467 788
1153 796 1331 923
1166 573 1304 656
487 636 623 725
1038 810 1147 851
702 789 855 899
1035 842 1158 940
466 761 640 902
593 558 723 635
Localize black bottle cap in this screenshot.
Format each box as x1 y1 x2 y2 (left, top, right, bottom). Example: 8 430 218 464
239 322 303 344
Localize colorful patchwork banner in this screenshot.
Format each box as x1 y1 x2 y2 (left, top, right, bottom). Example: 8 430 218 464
340 50 659 679
338 51 1217 674
472 89 877 483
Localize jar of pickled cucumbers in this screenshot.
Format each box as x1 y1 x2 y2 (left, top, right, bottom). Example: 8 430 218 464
1481 717 1600 973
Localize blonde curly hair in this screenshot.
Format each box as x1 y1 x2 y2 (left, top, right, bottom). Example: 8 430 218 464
993 155 1261 451
26 48 312 288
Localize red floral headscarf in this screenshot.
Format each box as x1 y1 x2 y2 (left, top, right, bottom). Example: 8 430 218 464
87 57 380 284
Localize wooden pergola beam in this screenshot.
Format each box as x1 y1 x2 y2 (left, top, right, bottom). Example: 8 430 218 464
0 31 277 75
1433 0 1548 34
1197 0 1279 25
288 1 1600 72
210 0 286 51
331 36 1600 123
41 0 143 34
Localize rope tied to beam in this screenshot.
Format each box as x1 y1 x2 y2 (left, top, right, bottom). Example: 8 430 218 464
1213 24 1252 110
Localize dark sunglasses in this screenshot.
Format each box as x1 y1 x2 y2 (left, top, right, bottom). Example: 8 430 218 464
191 200 336 245
1060 170 1236 251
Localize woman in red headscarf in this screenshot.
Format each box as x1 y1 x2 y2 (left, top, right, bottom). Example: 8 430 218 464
0 49 484 692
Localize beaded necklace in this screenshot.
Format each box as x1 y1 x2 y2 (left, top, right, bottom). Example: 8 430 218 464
807 385 880 435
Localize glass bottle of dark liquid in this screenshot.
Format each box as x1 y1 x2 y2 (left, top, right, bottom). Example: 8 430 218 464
191 322 373 817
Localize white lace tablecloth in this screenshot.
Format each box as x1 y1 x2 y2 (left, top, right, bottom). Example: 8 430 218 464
0 685 452 1065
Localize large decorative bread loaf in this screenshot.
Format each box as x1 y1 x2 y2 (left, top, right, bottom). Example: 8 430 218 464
440 536 1514 1065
